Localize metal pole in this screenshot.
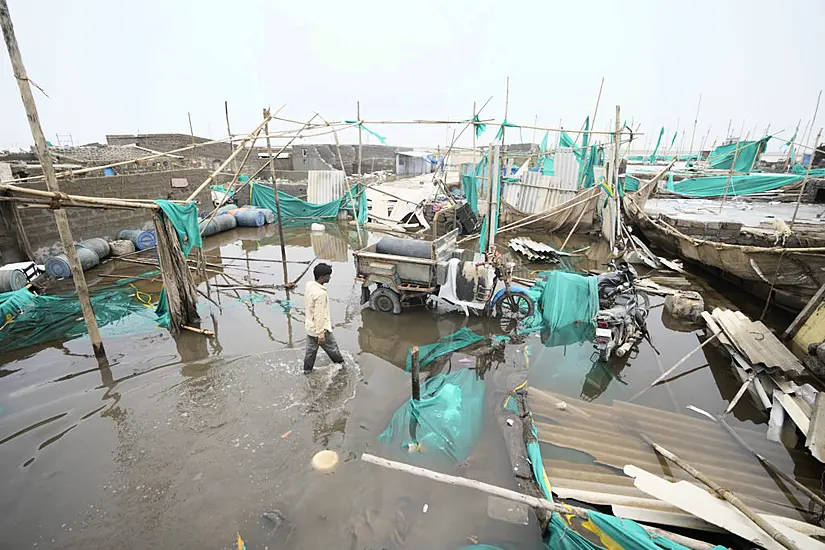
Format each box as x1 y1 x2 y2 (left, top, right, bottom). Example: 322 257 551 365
0 0 106 361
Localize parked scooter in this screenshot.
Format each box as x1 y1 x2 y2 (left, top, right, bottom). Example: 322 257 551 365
593 261 650 362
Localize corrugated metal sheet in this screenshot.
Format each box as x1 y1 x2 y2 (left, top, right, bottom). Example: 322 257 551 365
528 388 823 524
311 231 348 262
555 148 579 188
307 170 345 204
503 171 577 215
711 308 804 375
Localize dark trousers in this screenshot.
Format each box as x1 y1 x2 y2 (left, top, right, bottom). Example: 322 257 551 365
304 330 344 372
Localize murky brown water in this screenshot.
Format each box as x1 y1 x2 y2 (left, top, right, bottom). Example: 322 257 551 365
0 223 818 549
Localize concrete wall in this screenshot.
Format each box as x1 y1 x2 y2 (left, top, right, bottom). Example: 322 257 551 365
0 168 215 264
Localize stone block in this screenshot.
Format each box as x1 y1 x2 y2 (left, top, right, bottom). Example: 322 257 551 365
664 290 704 324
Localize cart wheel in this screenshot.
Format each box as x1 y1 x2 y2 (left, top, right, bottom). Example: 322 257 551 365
495 291 534 322
439 216 457 236
370 287 402 314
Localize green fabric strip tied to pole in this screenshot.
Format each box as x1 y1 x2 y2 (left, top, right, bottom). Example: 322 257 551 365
344 120 388 145
472 114 487 139
494 118 519 142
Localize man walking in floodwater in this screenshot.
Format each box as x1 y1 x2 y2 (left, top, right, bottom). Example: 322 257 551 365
304 263 344 372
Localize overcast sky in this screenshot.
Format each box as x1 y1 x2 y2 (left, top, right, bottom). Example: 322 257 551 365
2 0 824 153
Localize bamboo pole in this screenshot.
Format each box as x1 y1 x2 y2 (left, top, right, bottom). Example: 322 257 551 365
360 453 716 550
188 112 195 149
630 333 719 402
716 417 825 509
502 76 510 149
786 120 801 165
264 108 291 289
316 112 364 246
688 93 701 160
472 101 477 166
636 433 802 550
590 77 605 140
559 207 587 250
185 112 277 202
804 90 822 154
612 105 621 250
224 100 239 175
0 183 159 209
790 129 822 231
357 101 363 176
0 0 107 361
719 141 745 213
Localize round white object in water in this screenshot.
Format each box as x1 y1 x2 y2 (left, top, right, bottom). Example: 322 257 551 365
311 223 326 232
311 450 339 472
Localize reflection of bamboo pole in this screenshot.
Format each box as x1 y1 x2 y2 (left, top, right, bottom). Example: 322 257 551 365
361 453 716 550
629 333 718 401
635 433 802 550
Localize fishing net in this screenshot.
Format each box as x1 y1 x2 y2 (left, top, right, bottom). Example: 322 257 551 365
665 173 802 198
250 182 367 225
0 275 162 353
378 368 485 462
404 327 485 372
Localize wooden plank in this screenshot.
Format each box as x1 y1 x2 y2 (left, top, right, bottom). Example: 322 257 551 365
775 390 811 435
806 392 825 462
783 281 825 340
625 465 825 550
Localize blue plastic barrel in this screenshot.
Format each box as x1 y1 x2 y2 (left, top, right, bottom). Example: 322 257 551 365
199 213 237 237
77 238 111 259
117 229 156 250
234 209 265 227
0 268 27 291
45 248 100 278
217 203 238 214
245 207 275 224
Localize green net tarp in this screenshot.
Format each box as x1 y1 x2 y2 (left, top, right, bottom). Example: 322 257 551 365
405 327 485 372
250 182 367 224
624 175 640 192
665 173 802 198
540 271 598 333
0 278 161 353
155 200 202 257
155 287 170 328
479 159 501 252
344 121 388 144
462 154 488 215
378 368 484 462
792 163 825 177
706 137 769 173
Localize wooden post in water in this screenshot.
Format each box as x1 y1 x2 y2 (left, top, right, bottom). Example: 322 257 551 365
410 346 421 401
0 0 107 361
264 109 290 288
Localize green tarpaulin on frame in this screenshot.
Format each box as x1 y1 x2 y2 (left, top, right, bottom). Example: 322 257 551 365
155 200 202 257
250 182 367 224
792 163 825 177
706 137 769 173
665 173 802 198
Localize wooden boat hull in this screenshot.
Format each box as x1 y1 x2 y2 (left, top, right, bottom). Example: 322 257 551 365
625 198 825 312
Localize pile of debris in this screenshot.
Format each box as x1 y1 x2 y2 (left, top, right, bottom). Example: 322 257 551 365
508 237 563 263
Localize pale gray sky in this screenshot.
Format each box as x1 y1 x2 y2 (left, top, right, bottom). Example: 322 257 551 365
2 0 824 152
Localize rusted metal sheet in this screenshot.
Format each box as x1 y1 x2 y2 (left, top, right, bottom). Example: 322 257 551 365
528 388 823 523
307 170 345 204
711 308 804 375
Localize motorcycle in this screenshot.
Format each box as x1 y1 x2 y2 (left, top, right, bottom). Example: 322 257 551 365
593 261 650 362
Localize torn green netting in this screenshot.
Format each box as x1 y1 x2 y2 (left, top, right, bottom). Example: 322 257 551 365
344 121 387 144
378 368 484 462
665 173 802 197
648 127 665 164
669 131 677 148
540 132 555 175
0 275 162 353
250 182 367 224
560 131 576 149
155 287 170 328
520 271 597 339
624 175 640 192
404 327 485 372
473 115 487 139
155 200 202 257
541 131 549 152
706 137 769 173
494 118 519 142
461 154 487 215
478 162 500 252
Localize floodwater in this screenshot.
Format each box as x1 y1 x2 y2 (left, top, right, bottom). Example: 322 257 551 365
0 223 819 549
